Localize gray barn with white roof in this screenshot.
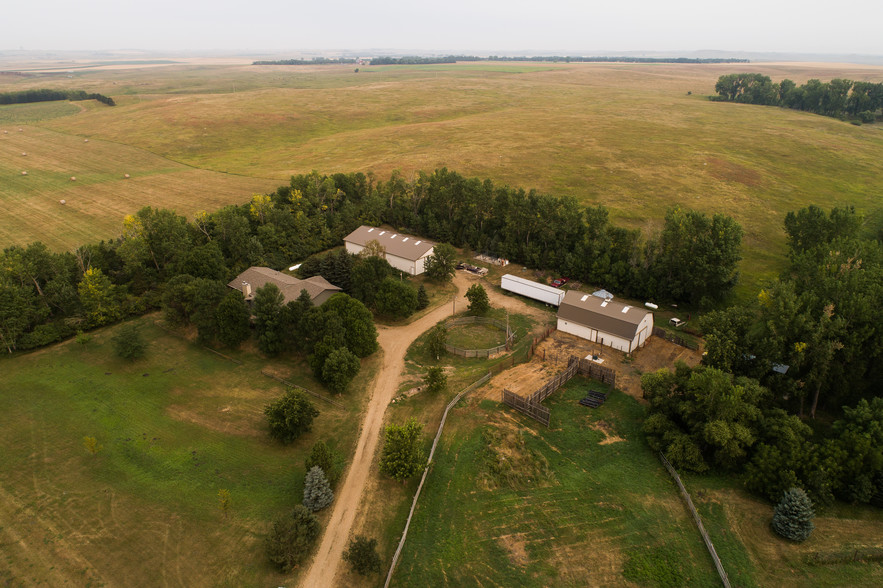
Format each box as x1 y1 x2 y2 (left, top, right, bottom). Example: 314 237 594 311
343 225 435 275
557 290 654 353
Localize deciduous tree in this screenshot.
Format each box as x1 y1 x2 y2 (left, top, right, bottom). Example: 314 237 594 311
265 505 320 572
379 418 426 481
343 535 382 576
424 242 457 282
264 389 320 444
321 346 361 394
465 283 490 315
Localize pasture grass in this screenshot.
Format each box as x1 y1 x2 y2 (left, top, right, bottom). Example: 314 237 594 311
390 377 721 586
0 315 368 586
685 473 883 587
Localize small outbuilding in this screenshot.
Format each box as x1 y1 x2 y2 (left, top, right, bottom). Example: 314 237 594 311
557 290 654 353
343 225 435 275
228 267 341 306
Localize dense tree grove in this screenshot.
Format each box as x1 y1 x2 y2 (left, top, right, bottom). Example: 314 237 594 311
651 205 883 508
0 88 115 106
713 74 883 123
1 168 744 355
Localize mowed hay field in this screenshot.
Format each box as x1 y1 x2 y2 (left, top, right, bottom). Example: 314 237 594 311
3 59 883 290
0 109 278 250
0 317 368 586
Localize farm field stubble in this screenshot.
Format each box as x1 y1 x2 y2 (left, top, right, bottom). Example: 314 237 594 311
2 60 883 295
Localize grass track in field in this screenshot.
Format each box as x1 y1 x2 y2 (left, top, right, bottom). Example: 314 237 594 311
0 316 367 586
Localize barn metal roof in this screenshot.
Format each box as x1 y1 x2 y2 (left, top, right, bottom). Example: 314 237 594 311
343 225 435 261
557 290 652 340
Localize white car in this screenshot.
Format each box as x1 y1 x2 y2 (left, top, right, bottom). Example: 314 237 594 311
669 318 686 328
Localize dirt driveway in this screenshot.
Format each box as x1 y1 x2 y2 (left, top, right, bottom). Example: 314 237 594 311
298 271 700 587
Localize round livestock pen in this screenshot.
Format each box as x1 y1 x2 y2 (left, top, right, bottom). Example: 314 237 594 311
444 316 516 358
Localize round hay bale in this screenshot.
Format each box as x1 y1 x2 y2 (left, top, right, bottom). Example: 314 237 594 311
2 130 7 134
21 152 27 156
59 199 66 205
21 171 28 176
84 139 89 143
124 174 130 179
18 128 23 132
70 176 77 181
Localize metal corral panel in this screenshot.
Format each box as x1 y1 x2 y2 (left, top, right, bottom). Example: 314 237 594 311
501 274 566 306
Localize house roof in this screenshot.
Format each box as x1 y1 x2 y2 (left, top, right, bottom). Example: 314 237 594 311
557 290 652 340
343 225 435 261
227 267 341 304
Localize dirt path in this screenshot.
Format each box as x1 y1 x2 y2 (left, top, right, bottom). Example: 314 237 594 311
299 271 554 587
298 277 471 587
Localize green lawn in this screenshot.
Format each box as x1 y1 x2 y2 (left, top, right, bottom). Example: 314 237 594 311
0 316 367 586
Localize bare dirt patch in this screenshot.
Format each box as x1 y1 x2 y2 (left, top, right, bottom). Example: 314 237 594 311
498 533 529 566
590 420 625 445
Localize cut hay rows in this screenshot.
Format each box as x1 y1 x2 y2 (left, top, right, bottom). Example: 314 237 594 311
0 125 278 249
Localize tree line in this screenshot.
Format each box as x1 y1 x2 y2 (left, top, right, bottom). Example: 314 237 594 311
275 56 749 66
712 73 882 123
647 205 883 508
0 168 743 355
0 88 115 106
252 58 357 66
489 56 749 64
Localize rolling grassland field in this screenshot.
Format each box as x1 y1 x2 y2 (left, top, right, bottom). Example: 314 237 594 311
0 317 377 586
2 57 883 587
2 58 883 293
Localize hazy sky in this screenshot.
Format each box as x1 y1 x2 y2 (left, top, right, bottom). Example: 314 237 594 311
4 0 882 55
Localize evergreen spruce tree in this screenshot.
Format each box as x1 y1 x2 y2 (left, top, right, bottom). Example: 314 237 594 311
416 284 429 310
302 466 334 512
772 487 815 542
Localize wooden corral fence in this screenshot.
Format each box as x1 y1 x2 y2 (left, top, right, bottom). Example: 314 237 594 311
503 355 618 427
577 358 617 388
528 356 580 404
444 316 515 358
384 371 493 588
659 452 731 588
652 326 698 350
502 389 551 427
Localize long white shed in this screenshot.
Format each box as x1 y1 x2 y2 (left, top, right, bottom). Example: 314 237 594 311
501 274 566 306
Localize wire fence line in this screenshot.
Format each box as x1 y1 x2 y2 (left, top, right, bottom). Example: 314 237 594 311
259 370 345 410
659 452 731 588
384 371 492 588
